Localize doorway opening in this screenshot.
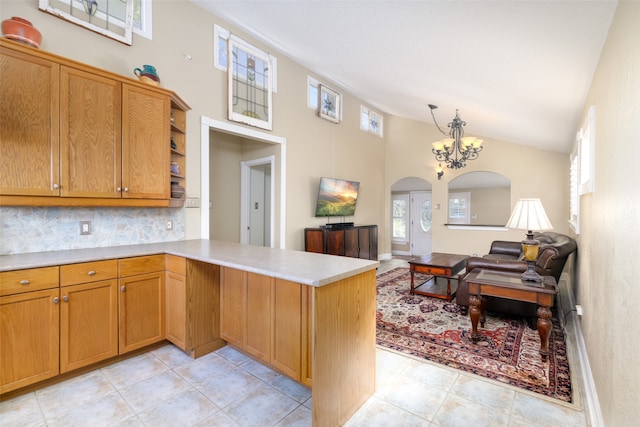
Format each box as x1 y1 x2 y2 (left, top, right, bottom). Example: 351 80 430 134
241 157 274 247
200 117 287 248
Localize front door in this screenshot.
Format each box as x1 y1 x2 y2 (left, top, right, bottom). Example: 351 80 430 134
411 191 432 256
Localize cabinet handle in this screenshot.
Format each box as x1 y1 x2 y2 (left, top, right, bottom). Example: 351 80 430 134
62 295 69 302
53 297 59 304
121 286 126 292
53 183 59 189
117 187 122 192
124 187 129 192
88 270 96 276
20 279 30 285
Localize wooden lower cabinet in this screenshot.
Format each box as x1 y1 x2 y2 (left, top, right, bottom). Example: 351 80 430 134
220 267 308 383
118 256 166 354
59 260 119 373
271 278 302 381
0 266 60 394
165 256 223 357
60 280 118 373
0 288 60 394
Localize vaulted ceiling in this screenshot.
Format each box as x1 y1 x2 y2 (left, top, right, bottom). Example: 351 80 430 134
193 0 618 153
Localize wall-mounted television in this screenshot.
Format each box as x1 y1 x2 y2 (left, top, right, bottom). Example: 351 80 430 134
314 177 360 217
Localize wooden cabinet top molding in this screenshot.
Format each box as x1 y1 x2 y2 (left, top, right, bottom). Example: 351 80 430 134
0 38 189 109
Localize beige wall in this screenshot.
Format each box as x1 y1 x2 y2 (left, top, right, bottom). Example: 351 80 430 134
575 1 640 425
2 0 567 257
4 0 638 422
1 0 385 250
455 186 511 225
384 114 569 257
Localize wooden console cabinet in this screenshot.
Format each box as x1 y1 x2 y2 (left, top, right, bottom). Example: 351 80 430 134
304 225 378 260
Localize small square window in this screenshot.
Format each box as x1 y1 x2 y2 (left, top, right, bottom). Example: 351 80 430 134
360 105 383 137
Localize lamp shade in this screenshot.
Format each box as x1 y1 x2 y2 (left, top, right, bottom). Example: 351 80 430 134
505 198 553 231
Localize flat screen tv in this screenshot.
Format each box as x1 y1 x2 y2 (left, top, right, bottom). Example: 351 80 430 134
314 177 360 217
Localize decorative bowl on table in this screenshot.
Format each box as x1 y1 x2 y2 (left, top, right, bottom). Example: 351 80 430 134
2 17 42 48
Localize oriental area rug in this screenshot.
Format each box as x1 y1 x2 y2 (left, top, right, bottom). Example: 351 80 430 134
376 267 572 403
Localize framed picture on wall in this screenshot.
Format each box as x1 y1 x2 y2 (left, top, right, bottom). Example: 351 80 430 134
318 84 341 123
39 0 134 45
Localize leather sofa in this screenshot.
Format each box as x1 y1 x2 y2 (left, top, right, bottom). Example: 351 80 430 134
456 232 577 323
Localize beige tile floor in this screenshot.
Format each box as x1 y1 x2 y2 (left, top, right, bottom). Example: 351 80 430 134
0 259 589 427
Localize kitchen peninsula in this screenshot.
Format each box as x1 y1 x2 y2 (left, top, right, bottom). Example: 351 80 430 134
0 239 379 426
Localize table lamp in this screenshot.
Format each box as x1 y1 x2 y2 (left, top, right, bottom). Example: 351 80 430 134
505 198 553 284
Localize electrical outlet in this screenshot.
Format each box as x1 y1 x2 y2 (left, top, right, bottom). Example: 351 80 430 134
185 197 200 208
80 221 91 235
166 220 173 231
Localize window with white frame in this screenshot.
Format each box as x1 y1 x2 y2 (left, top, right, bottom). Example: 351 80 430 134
448 192 470 224
214 25 277 92
569 143 580 234
392 193 409 243
307 76 319 109
133 0 152 39
360 105 383 137
579 106 595 195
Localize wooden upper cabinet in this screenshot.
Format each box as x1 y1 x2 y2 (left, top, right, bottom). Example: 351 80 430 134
0 39 189 207
0 46 60 196
60 66 122 198
122 84 170 199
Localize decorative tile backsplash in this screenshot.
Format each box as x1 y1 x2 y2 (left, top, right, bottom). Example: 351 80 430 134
0 207 185 255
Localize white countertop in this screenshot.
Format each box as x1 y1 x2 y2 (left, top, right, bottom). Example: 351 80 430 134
0 239 379 287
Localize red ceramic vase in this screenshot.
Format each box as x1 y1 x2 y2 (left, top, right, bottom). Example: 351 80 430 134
2 17 42 48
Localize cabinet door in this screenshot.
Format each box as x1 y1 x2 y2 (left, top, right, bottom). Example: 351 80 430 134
245 273 272 363
358 228 371 260
0 47 60 196
324 230 345 256
122 84 170 199
165 270 187 351
344 228 359 258
60 280 118 373
305 229 324 253
186 260 222 358
220 267 245 348
60 66 122 198
271 279 301 381
0 288 59 394
119 271 165 354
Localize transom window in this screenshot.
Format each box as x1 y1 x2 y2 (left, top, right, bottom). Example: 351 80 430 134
360 106 383 137
215 25 278 92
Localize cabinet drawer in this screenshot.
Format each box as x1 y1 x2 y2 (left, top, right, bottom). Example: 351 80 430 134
413 266 447 276
119 255 165 277
60 260 118 286
0 266 60 296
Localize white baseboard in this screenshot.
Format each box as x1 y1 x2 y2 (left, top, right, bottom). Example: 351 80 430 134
391 250 411 257
378 252 392 261
563 276 603 427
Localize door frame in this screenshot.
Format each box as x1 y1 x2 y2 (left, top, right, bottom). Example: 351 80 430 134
200 117 287 248
241 156 275 247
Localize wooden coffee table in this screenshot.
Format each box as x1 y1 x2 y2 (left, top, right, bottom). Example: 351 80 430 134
408 252 469 301
465 269 558 360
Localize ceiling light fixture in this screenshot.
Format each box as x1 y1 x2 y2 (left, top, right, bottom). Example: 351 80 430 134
429 104 483 169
